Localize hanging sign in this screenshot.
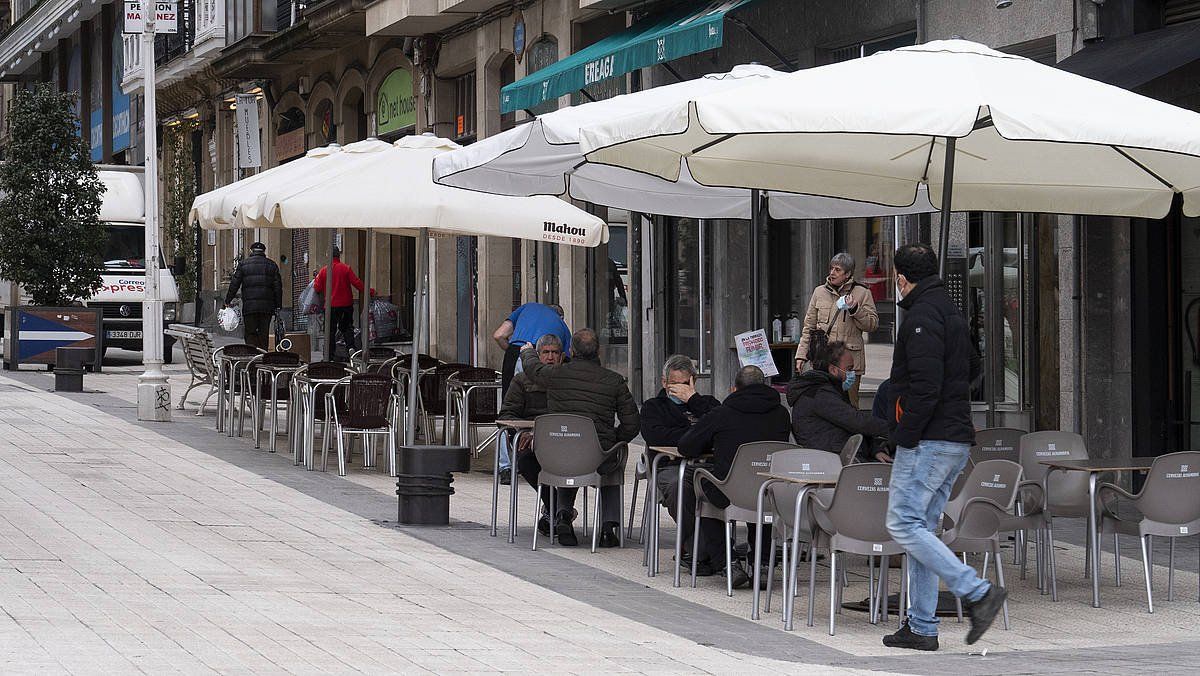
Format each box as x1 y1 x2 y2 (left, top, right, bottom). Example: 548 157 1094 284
513 10 526 63
123 1 178 34
734 328 779 377
235 94 262 168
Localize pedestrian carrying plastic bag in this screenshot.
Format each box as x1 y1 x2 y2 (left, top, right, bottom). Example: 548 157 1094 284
217 305 241 332
298 278 324 316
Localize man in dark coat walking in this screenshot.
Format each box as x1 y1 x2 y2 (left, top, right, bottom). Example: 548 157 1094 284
224 241 282 351
882 243 1004 652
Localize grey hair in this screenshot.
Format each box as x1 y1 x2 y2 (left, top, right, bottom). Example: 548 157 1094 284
734 365 766 390
661 354 697 381
830 252 855 274
571 328 600 359
548 303 565 318
535 333 563 351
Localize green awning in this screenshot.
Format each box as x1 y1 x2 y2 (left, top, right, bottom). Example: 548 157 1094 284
501 0 756 114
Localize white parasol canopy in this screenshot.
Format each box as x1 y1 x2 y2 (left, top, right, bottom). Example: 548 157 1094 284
580 39 1200 221
434 64 935 219
247 134 608 246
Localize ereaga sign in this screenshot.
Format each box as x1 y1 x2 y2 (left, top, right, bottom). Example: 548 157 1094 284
124 1 178 34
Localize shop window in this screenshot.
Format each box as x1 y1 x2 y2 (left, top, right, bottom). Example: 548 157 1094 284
665 218 714 373
588 209 629 346
572 13 627 106
499 54 516 132
453 72 476 143
822 31 916 65
832 217 899 344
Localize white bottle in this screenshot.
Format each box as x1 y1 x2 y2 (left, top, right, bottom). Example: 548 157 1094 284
786 312 801 343
771 315 783 343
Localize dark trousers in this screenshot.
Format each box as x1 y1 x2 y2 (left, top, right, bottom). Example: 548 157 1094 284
330 305 357 357
695 477 771 567
501 343 522 393
243 313 272 351
517 451 622 524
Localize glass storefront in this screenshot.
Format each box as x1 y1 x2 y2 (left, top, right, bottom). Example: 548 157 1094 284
664 217 715 373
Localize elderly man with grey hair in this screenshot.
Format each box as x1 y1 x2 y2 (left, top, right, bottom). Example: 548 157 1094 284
640 354 721 569
795 252 879 407
495 333 565 485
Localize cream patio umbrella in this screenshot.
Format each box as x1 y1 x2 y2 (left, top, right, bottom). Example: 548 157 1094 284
434 63 936 219
238 133 607 442
580 39 1200 272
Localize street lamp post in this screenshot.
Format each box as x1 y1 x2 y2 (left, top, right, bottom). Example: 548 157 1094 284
136 6 171 421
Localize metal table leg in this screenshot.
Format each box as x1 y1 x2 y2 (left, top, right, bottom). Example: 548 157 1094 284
673 459 687 587
785 485 814 632
751 479 777 620
1089 472 1101 608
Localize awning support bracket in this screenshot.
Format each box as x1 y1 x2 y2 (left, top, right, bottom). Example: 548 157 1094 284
727 15 797 71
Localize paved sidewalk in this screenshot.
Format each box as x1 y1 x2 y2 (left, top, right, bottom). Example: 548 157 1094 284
3 361 1200 674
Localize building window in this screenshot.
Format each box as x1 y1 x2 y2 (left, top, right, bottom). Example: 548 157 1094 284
665 217 714 373
453 72 476 143
822 31 916 65
526 36 559 116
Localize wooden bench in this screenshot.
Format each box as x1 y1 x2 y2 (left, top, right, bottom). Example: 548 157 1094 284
165 323 217 415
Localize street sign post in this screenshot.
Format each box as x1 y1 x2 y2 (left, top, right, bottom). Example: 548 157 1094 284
123 1 178 34
131 1 171 421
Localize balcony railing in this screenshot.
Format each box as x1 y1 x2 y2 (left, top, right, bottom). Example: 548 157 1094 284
122 0 225 93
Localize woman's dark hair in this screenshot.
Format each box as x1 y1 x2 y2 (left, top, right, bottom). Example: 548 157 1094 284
894 243 938 283
805 329 847 373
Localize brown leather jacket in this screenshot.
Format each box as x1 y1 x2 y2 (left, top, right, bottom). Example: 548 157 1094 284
795 278 879 371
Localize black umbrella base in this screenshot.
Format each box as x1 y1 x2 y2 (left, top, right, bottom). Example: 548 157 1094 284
842 590 963 617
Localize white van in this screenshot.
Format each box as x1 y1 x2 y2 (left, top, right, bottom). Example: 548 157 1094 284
0 165 180 362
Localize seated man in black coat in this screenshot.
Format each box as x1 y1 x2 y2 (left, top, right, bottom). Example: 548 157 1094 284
640 354 720 568
678 366 791 586
787 332 892 463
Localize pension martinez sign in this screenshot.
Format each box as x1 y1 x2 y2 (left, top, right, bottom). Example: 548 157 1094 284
123 1 178 33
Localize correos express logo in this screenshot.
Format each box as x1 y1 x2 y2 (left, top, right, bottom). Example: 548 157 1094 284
103 278 145 294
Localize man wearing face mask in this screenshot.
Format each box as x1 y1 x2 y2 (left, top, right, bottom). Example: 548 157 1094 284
795 253 879 407
882 243 1000 652
640 355 721 571
787 331 891 463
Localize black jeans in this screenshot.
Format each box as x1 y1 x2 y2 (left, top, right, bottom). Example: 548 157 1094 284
696 476 771 567
243 313 271 351
330 305 357 357
501 343 522 393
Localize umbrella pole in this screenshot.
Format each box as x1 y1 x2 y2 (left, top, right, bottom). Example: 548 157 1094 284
323 230 336 361
362 230 372 357
406 227 429 445
937 137 956 278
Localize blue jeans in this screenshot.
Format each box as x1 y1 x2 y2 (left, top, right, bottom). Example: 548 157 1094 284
498 431 512 471
886 440 989 637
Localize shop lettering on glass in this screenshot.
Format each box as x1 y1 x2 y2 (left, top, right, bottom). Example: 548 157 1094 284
584 55 615 86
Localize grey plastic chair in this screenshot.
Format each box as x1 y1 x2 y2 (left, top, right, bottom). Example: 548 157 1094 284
941 459 1023 629
531 414 627 553
1003 431 1091 601
808 462 908 636
625 450 649 543
970 428 1024 466
838 434 864 466
691 441 796 595
1099 451 1200 613
759 448 842 630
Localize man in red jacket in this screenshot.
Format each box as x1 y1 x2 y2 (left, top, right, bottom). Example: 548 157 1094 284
313 246 369 358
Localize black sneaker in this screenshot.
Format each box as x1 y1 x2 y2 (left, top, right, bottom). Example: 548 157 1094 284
882 621 939 651
555 520 579 547
537 514 551 537
729 561 752 590
598 522 620 548
499 468 511 486
964 585 1007 645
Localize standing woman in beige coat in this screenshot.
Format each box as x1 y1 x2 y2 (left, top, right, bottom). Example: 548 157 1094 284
794 253 879 407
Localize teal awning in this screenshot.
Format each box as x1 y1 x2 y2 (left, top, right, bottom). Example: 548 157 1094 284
501 0 756 114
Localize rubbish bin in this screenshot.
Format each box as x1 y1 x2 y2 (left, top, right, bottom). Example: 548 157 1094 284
395 445 471 525
54 347 92 392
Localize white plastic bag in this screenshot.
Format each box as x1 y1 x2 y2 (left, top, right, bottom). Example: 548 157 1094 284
218 306 241 332
298 279 324 316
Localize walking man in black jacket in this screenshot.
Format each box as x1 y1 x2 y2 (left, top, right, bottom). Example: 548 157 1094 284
882 244 1005 652
224 242 282 351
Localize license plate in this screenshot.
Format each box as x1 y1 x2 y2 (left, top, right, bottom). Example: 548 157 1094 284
106 330 141 339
